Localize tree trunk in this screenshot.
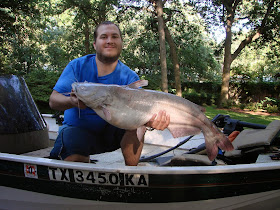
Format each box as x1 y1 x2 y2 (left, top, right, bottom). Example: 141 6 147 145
155 0 168 93
220 18 232 106
84 20 90 55
219 2 235 107
164 26 182 96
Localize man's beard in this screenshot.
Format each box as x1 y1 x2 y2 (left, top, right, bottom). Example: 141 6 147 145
96 52 121 64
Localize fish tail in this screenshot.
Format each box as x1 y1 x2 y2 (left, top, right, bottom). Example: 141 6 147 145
205 140 219 161
205 124 234 161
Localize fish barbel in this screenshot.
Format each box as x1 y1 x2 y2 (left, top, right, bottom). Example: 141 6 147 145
72 80 234 161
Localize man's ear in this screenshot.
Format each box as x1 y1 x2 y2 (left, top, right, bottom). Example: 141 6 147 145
93 42 96 50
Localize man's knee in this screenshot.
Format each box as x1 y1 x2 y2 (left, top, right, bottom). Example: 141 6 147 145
64 154 90 163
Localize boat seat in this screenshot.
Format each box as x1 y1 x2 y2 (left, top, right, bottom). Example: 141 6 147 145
1 128 50 155
224 120 280 158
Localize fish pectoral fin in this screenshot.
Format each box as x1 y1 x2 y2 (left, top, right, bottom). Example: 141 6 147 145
136 126 147 141
101 105 111 121
128 80 148 89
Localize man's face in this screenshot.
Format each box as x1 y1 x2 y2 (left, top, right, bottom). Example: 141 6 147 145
93 24 123 64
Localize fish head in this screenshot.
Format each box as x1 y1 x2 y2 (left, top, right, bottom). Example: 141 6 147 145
72 82 113 108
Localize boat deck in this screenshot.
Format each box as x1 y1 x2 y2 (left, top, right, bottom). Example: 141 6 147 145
21 128 208 166
22 142 191 167
21 136 280 167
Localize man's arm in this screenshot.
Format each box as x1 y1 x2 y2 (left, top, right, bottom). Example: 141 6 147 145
49 90 87 111
121 111 170 166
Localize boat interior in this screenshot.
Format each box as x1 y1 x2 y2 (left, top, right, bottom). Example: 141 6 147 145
1 75 280 167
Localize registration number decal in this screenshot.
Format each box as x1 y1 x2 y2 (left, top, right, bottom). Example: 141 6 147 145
48 167 149 187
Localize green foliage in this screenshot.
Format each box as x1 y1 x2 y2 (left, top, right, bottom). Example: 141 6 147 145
231 40 280 83
235 88 280 114
24 69 61 113
242 103 259 112
1 0 279 115
260 97 280 113
181 82 220 106
183 91 216 106
266 105 279 113
0 0 43 75
180 81 280 113
230 81 280 105
182 81 221 94
118 1 221 87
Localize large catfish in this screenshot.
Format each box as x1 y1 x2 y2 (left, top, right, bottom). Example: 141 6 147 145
72 80 234 161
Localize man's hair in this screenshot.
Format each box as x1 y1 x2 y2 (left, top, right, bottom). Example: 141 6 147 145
93 21 123 42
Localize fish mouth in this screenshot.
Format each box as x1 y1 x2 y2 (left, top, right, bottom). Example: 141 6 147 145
72 83 77 93
72 83 85 94
72 82 78 89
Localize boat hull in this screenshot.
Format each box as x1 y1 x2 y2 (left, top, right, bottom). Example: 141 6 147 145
1 186 280 210
1 154 280 203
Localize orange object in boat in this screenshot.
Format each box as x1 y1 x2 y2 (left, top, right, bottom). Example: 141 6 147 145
228 131 240 142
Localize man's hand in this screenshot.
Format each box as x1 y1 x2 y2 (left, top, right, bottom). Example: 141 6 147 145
121 110 170 166
145 110 170 130
70 91 87 109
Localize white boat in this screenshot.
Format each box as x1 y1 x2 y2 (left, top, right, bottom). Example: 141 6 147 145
1 75 280 209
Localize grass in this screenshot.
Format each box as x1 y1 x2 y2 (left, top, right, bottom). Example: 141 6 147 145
205 106 280 126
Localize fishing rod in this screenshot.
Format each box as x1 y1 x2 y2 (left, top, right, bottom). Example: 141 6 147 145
139 135 194 162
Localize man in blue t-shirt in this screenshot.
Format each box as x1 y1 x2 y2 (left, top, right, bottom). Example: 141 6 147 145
49 21 170 165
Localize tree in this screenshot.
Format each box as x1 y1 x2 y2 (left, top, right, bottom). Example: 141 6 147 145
231 36 280 83
0 0 44 75
162 0 184 96
190 0 280 106
119 0 220 89
165 26 182 96
152 0 168 92
40 0 121 72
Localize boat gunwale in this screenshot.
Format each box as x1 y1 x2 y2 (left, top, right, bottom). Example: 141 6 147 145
1 152 280 175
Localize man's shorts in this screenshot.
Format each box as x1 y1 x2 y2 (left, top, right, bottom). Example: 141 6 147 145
49 124 125 160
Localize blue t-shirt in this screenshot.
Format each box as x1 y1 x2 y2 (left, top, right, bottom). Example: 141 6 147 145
54 54 139 132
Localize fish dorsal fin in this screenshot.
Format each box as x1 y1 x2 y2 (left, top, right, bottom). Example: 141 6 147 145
128 80 148 89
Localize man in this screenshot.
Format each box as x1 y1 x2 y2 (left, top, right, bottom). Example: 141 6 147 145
49 21 170 166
